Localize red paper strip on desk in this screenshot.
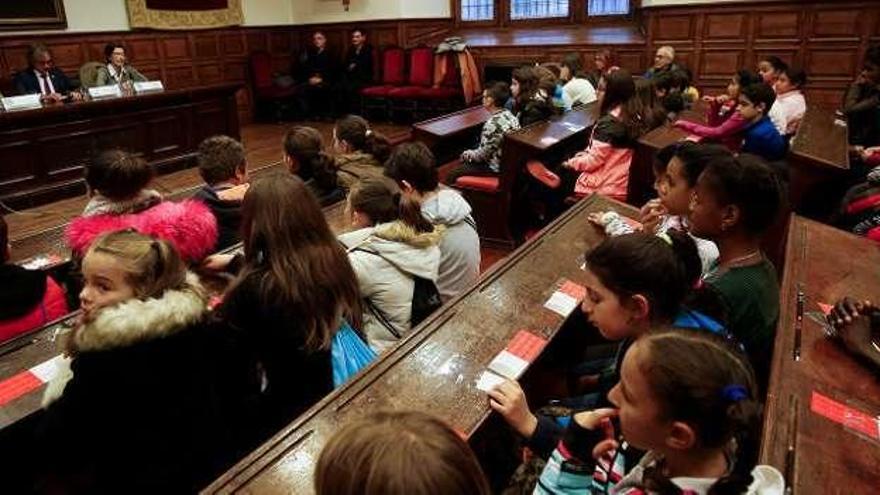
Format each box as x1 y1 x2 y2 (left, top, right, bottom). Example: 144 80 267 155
559 280 587 302
0 355 66 408
811 391 880 441
506 330 548 363
816 302 833 316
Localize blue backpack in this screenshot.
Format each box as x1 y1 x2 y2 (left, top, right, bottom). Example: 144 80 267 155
332 321 377 387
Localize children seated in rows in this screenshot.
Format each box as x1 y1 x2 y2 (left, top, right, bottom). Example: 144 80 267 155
68 150 217 262
315 410 490 495
207 173 366 441
536 329 783 494
675 69 762 151
688 153 782 383
591 141 724 273
333 114 392 191
446 81 520 185
528 69 647 208
769 66 807 136
510 65 555 127
385 142 481 302
39 231 240 492
283 125 344 205
193 135 249 251
0 215 69 344
736 83 787 162
339 179 443 354
559 53 597 109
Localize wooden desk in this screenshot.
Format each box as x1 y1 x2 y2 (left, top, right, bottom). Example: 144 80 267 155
0 201 348 434
205 194 637 494
760 215 880 494
464 104 598 247
787 108 850 217
411 106 491 165
0 83 241 209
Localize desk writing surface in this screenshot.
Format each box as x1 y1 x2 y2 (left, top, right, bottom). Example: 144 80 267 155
760 216 880 494
789 107 849 171
205 194 639 494
0 202 348 432
509 104 598 151
412 105 491 139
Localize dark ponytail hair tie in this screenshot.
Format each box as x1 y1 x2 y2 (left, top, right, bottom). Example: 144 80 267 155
721 384 748 402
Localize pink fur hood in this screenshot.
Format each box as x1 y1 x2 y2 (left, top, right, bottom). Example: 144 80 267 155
66 199 218 262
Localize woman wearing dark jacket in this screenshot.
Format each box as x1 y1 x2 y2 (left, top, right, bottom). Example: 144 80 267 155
206 172 363 446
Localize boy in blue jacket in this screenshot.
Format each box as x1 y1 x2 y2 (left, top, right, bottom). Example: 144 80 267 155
737 83 787 161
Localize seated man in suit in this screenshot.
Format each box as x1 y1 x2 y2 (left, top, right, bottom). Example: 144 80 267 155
13 43 81 103
95 42 148 88
295 31 336 119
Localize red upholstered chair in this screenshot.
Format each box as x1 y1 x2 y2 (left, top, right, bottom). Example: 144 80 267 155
419 53 464 115
360 46 405 119
249 51 298 122
387 46 435 121
452 135 520 248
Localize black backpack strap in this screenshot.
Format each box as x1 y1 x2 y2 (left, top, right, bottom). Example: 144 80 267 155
349 247 402 339
463 215 477 232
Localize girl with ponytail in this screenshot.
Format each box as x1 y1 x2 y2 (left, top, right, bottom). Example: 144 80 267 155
338 178 443 353
543 328 783 494
333 115 394 191
283 126 343 205
489 231 732 492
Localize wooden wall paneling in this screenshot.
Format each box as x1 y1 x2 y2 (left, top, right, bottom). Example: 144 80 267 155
196 63 224 85
754 10 801 42
48 42 84 74
809 8 861 41
703 13 748 41
194 33 220 59
246 32 268 52
0 141 38 191
221 32 246 57
804 44 861 79
127 37 161 64
652 14 694 42
700 49 745 80
615 49 646 74
160 36 191 61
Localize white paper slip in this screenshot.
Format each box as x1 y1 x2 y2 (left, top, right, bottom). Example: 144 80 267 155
540 136 559 146
544 291 579 317
476 370 506 392
29 355 69 383
487 350 529 380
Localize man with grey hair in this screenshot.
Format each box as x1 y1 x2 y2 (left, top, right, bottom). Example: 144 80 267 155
13 43 79 102
644 45 679 79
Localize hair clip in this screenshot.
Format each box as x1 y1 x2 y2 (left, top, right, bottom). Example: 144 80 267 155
721 384 748 402
365 129 373 137
656 231 673 246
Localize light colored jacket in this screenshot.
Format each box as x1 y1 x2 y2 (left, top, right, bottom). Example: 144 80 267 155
95 64 148 87
339 221 442 354
421 189 481 302
568 108 632 201
562 77 597 108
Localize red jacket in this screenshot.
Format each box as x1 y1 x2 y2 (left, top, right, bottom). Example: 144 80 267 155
66 199 218 262
0 266 69 344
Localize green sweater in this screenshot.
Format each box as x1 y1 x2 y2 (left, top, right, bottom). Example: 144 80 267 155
703 255 779 379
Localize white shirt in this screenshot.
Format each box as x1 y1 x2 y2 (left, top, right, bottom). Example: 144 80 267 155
33 69 56 95
106 63 125 83
768 90 806 135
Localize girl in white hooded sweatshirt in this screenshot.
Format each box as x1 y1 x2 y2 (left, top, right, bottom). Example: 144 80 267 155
338 179 443 354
